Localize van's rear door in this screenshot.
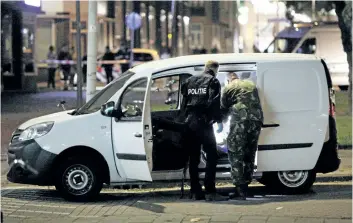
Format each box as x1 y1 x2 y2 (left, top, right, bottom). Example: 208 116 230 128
256 59 329 172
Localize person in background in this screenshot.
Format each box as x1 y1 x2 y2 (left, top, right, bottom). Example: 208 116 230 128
47 46 56 89
82 54 87 85
220 72 264 200
211 46 219 54
161 48 171 59
58 45 72 91
102 46 115 84
200 48 207 54
71 46 76 60
115 42 129 73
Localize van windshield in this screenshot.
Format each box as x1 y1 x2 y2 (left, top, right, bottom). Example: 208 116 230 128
266 38 301 53
75 71 135 114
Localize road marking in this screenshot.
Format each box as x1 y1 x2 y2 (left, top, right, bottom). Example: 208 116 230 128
1 208 15 212
15 210 70 215
2 204 23 208
8 214 27 218
70 215 99 218
24 204 77 209
52 212 71 215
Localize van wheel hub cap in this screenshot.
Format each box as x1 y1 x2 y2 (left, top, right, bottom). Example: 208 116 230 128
64 165 93 195
278 171 308 188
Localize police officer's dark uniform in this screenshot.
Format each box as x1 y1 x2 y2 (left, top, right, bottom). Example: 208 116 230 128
178 61 227 201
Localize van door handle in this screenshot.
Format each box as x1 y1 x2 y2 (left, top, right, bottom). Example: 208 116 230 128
262 124 280 128
134 133 142 138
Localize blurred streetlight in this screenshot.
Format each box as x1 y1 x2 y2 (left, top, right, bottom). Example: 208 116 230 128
238 14 248 25
238 6 249 25
183 16 190 26
161 15 166 22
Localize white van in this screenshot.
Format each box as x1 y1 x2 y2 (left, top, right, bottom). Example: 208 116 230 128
7 54 340 201
264 22 349 90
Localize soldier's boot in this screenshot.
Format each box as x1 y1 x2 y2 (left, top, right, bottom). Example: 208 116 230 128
229 184 248 200
205 193 229 202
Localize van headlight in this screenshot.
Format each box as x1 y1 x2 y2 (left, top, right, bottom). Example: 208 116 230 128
18 122 54 142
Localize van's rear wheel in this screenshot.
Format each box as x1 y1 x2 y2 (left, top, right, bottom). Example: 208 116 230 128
259 170 316 194
55 156 103 202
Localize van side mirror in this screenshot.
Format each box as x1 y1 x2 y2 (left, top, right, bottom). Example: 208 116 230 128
101 101 117 117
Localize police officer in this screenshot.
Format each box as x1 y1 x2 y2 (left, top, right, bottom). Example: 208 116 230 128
179 60 227 201
220 72 263 200
102 46 115 84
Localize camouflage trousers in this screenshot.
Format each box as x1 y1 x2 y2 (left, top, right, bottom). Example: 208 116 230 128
227 120 262 186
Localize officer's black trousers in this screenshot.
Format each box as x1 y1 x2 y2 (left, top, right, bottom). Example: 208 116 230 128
104 66 113 84
185 124 218 194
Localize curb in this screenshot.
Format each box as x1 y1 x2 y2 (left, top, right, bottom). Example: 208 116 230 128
316 175 352 182
338 145 352 150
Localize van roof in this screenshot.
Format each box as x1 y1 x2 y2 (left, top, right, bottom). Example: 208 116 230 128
132 53 319 74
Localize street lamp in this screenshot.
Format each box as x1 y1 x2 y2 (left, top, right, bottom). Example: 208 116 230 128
238 6 249 25
238 14 248 25
183 16 190 26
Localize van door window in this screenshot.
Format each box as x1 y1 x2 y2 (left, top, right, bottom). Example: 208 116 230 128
151 75 185 111
296 38 316 54
151 75 180 111
76 71 134 115
120 78 148 121
218 71 257 88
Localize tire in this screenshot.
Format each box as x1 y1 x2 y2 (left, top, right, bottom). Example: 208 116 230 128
260 170 316 194
55 156 103 202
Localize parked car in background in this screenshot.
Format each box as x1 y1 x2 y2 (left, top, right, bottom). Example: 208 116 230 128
264 22 349 90
74 48 159 85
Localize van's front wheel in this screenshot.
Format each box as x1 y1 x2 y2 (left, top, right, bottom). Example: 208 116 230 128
260 170 316 194
55 157 103 202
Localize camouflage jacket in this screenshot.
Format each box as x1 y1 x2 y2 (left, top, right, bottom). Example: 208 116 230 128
220 79 264 123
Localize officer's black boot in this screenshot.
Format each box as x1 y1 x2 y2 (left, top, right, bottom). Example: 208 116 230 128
229 184 248 200
189 189 205 200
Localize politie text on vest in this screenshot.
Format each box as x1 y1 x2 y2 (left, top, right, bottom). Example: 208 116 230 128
188 88 207 95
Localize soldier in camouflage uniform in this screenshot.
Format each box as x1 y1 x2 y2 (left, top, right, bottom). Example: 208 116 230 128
220 72 264 200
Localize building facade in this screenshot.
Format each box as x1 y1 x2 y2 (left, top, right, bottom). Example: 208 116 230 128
188 1 237 53
37 0 115 61
1 0 43 91
35 0 237 67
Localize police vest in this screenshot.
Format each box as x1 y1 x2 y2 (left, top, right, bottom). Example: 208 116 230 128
185 73 214 109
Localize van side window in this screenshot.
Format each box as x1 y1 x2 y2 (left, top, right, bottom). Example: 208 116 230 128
296 38 316 54
120 78 148 120
151 75 181 111
217 71 257 88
